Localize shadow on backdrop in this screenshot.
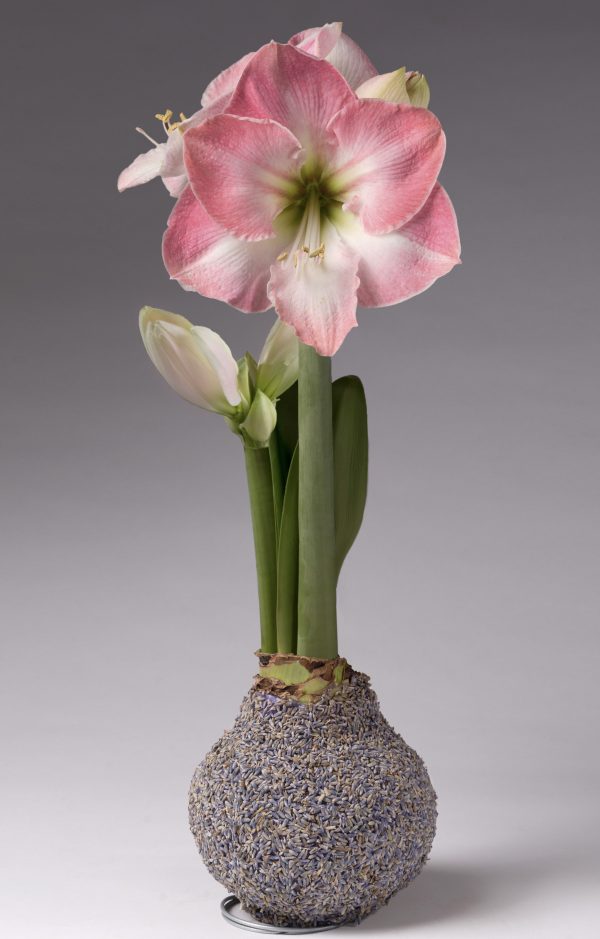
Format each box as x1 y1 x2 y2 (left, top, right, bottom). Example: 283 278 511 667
351 851 594 932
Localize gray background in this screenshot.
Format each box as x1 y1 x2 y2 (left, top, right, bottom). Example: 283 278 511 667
2 1 599 936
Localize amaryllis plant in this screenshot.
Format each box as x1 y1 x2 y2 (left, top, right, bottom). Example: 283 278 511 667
120 22 460 664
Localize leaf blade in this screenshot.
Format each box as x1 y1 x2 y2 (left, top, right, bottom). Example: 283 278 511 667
276 443 299 653
332 376 369 578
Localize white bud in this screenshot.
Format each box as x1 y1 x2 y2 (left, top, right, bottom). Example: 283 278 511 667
256 320 299 399
139 306 241 414
356 68 430 108
239 390 277 447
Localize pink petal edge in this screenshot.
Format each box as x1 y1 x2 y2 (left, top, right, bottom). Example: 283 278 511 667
163 186 286 313
227 42 356 154
200 51 256 108
183 114 304 241
341 183 461 308
267 221 360 356
327 99 446 235
289 23 377 89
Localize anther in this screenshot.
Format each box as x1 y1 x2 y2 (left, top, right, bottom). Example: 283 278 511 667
155 109 183 134
276 251 289 262
175 112 188 134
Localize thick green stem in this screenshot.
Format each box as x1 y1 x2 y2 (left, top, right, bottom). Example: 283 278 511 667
244 446 277 653
297 343 338 658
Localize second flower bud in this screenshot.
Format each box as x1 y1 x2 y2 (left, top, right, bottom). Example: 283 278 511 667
139 306 299 447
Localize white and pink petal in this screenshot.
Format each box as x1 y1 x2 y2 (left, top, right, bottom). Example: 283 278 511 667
326 99 445 235
289 23 377 89
118 143 167 192
288 22 342 59
183 114 304 240
227 42 355 155
200 51 256 109
267 220 359 356
163 187 286 313
335 184 460 308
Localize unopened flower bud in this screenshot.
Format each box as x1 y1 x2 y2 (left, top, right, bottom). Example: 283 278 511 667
356 67 430 108
405 71 430 108
139 306 241 414
239 389 277 448
256 321 299 399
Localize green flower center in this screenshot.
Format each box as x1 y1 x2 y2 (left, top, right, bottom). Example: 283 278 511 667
275 171 343 269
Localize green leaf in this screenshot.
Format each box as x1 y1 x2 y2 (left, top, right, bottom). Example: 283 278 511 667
276 443 299 653
269 433 284 545
244 446 277 653
332 376 369 578
270 380 298 554
273 380 298 486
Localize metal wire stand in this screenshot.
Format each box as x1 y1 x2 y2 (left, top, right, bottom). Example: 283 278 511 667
220 895 342 934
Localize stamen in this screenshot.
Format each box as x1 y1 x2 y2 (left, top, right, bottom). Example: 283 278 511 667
280 188 327 275
155 108 187 134
176 113 188 134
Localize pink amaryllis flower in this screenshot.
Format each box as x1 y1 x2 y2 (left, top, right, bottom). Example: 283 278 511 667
163 42 460 356
118 22 377 198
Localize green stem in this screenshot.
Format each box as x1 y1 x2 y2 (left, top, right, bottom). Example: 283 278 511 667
244 446 277 653
297 343 338 658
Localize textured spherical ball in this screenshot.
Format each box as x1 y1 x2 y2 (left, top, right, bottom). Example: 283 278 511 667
189 672 436 928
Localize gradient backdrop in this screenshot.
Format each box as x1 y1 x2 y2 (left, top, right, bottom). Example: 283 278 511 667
2 2 599 936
